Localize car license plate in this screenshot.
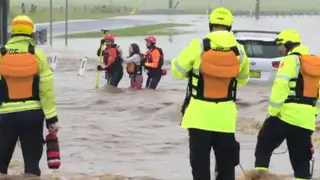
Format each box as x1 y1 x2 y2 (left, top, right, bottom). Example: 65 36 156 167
250 71 261 78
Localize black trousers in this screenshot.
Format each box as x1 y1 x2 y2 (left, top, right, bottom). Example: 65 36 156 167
255 116 313 179
106 70 123 87
145 75 161 89
0 109 45 176
189 128 240 180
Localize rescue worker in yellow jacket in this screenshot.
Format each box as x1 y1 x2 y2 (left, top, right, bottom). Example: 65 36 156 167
171 7 250 180
254 29 319 179
0 15 59 176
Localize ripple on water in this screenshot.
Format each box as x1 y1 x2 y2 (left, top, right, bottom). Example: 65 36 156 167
9 15 320 179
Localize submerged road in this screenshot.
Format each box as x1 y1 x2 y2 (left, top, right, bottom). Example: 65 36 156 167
38 18 158 36
8 17 158 36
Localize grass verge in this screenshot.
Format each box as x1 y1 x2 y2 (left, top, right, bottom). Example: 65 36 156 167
54 23 191 38
9 7 127 23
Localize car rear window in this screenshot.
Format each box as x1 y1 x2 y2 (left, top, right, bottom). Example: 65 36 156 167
237 40 281 58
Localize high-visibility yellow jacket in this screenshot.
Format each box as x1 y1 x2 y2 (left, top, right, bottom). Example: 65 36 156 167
268 45 318 131
171 31 250 133
0 36 58 123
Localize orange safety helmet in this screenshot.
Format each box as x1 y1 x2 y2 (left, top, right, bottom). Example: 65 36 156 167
104 34 115 42
145 36 156 43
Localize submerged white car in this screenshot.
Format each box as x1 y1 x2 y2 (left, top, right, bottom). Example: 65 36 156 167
233 30 283 82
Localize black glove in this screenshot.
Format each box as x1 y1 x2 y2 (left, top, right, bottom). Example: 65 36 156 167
97 49 101 57
97 65 104 71
46 116 58 129
100 38 105 45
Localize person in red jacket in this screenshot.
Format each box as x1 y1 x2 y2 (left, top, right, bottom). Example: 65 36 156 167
97 34 123 87
143 36 164 89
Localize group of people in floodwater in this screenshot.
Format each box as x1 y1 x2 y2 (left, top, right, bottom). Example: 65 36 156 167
96 34 167 90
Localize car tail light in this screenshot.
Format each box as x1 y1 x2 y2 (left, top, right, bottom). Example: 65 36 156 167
272 61 279 68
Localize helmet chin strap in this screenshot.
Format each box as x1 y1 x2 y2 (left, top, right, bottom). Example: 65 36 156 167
284 42 300 55
11 34 32 38
147 43 155 49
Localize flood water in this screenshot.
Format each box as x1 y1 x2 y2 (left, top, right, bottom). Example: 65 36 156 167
3 15 320 180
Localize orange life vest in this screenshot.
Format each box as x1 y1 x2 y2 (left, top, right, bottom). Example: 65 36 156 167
191 38 240 102
285 53 320 106
0 45 40 103
181 38 240 114
144 47 164 76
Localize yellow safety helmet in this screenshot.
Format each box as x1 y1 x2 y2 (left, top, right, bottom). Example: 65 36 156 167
276 29 301 45
209 7 233 26
11 15 34 35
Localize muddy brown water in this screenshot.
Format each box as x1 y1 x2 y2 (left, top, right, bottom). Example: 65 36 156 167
3 15 320 179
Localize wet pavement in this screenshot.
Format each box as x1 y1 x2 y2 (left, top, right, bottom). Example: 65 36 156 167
3 15 320 179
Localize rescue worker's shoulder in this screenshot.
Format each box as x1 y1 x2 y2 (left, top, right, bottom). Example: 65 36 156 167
236 43 247 56
171 38 202 79
34 48 51 70
175 38 203 64
236 43 245 52
34 48 47 61
191 38 203 48
152 48 161 55
275 55 299 78
282 54 300 65
182 38 203 55
236 43 249 64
